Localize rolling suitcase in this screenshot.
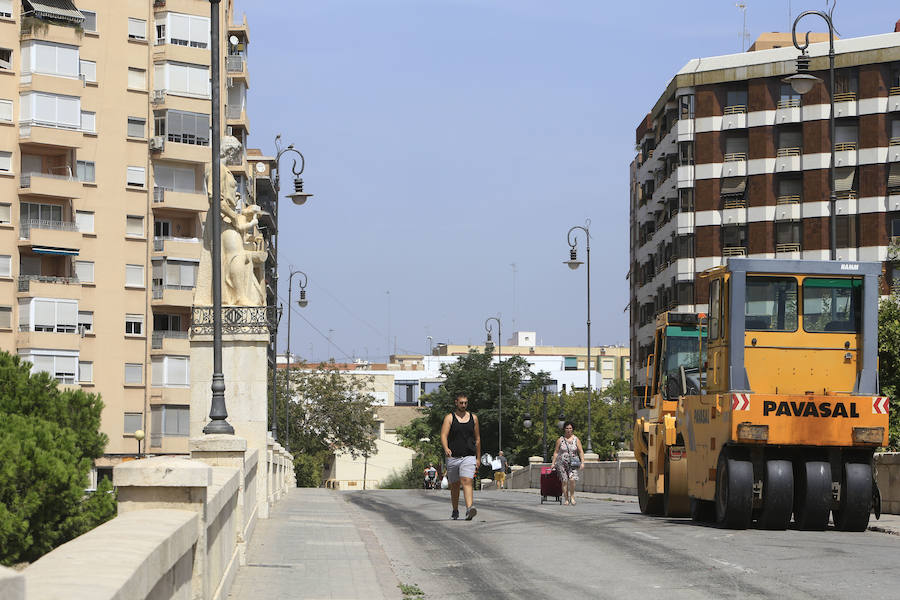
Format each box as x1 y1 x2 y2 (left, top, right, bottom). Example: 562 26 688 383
540 466 562 504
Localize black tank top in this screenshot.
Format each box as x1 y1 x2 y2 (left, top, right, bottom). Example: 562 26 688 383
448 412 476 457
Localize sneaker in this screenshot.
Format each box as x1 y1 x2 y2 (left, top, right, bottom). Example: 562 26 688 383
451 509 459 520
465 506 477 521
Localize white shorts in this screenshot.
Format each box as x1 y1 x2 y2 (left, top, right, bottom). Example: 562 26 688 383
446 456 477 482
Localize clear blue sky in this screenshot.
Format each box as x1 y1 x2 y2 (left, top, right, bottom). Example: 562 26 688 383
234 0 899 363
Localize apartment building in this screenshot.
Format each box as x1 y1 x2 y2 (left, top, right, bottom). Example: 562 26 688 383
629 30 900 391
0 0 256 475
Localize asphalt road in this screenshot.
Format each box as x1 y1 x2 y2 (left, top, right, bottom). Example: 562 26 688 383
345 489 900 600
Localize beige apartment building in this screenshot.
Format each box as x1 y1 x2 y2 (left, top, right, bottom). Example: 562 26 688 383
0 0 256 477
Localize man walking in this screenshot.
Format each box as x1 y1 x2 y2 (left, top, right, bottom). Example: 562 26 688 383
492 451 509 489
440 393 481 520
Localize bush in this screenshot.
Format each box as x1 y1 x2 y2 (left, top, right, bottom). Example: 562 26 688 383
380 455 430 489
293 452 327 487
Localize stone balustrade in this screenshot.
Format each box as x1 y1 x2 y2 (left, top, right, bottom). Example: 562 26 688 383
6 435 294 600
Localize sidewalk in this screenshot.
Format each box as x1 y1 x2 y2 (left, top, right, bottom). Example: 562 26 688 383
227 488 400 600
490 486 900 535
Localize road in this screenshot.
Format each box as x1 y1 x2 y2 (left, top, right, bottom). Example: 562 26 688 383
345 489 900 600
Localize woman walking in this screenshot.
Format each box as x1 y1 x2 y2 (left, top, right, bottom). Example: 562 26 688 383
551 421 585 505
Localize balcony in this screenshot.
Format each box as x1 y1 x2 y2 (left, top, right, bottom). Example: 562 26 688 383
17 274 81 296
151 330 190 353
889 138 900 162
775 147 801 172
722 247 747 257
19 170 81 199
19 219 81 251
225 55 248 85
723 197 747 209
156 139 210 164
15 329 81 351
722 105 747 130
890 87 900 112
151 285 195 307
152 236 201 258
833 92 858 119
834 142 857 152
19 123 83 149
152 187 208 212
20 19 83 46
776 243 801 254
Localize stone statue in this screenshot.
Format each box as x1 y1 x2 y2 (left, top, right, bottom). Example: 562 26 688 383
194 137 268 307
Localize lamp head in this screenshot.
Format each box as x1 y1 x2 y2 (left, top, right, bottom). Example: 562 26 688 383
523 413 532 429
297 289 308 308
134 429 145 442
557 413 566 430
783 73 819 95
288 176 313 205
565 247 582 270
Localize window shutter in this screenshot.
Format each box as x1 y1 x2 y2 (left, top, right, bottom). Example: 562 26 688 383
151 357 163 386
0 306 10 329
125 363 142 384
56 356 77 375
166 262 181 286
128 68 146 89
0 151 11 172
126 216 143 236
167 357 187 386
75 211 94 232
127 117 145 138
80 111 95 133
56 301 77 328
32 355 54 374
33 299 55 327
170 14 190 41
126 264 144 286
75 260 94 282
127 166 146 187
79 60 96 82
128 18 146 39
0 99 12 122
0 255 10 277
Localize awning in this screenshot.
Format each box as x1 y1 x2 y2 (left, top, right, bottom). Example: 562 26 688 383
834 167 856 192
721 176 746 195
32 246 79 256
23 0 84 23
888 163 900 190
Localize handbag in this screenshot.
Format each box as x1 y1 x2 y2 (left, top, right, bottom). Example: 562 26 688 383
565 438 581 468
490 458 502 470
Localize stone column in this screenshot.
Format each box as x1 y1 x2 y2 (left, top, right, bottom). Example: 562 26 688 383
0 567 23 600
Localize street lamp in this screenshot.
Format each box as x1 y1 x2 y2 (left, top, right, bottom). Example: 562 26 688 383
268 135 314 443
284 269 308 452
484 316 502 453
783 9 837 260
134 429 145 458
523 386 565 462
426 335 433 355
565 219 593 453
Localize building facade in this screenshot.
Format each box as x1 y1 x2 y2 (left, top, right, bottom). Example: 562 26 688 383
629 31 900 392
0 0 257 476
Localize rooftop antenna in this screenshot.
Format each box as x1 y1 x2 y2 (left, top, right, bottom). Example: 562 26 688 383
736 2 750 51
510 262 518 334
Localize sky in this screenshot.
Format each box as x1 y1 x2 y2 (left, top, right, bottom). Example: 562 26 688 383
233 0 900 363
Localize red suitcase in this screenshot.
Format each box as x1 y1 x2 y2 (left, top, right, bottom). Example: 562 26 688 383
540 466 562 504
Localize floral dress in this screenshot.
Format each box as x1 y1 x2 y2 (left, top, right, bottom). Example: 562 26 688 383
556 436 580 482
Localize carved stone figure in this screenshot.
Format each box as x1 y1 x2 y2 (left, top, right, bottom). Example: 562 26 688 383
194 137 268 307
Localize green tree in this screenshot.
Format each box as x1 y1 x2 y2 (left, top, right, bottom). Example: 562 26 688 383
0 352 115 565
271 361 379 486
879 289 900 449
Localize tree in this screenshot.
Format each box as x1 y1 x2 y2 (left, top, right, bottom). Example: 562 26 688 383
879 289 900 449
0 352 116 566
271 361 379 486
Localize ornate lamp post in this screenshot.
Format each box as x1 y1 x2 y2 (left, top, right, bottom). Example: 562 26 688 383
783 8 837 260
484 316 502 453
283 269 308 452
267 136 313 442
564 219 593 453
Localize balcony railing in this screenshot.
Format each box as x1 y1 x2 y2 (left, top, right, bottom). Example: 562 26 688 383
153 236 200 251
226 55 245 72
226 105 243 119
18 274 79 292
833 91 857 102
722 246 747 257
723 197 747 209
723 104 747 115
20 218 80 238
777 98 801 109
834 142 857 152
890 86 900 96
835 190 858 200
776 147 801 157
776 243 801 253
724 152 747 162
777 194 801 205
153 186 203 203
890 137 900 146
152 284 196 299
151 330 189 349
20 167 75 188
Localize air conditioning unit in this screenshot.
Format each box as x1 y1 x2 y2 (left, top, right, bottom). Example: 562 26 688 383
151 89 166 104
149 136 165 151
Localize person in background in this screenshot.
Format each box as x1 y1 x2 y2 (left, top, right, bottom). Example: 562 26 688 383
424 463 437 489
551 421 585 505
493 451 509 489
440 393 481 520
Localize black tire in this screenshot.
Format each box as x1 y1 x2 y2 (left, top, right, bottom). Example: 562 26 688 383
833 462 872 532
638 463 663 516
690 497 716 522
793 460 832 531
715 449 753 529
757 459 794 530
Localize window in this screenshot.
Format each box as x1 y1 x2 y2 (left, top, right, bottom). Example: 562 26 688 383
124 412 142 434
151 405 190 438
74 260 94 283
722 225 747 250
21 202 62 222
154 219 171 237
835 214 858 248
834 69 858 96
678 141 694 166
19 92 80 129
151 356 190 387
124 363 143 385
779 83 801 108
153 313 182 331
79 59 96 82
126 216 144 237
0 255 10 277
75 210 94 233
128 18 147 40
80 111 95 133
776 221 801 246
77 310 92 334
127 67 146 90
835 121 858 148
891 214 900 239
156 110 210 146
676 282 694 306
125 264 144 287
679 189 694 212
675 234 694 259
0 203 9 223
679 94 694 119
79 361 93 383
125 313 143 335
153 259 197 289
21 41 78 78
153 163 196 192
709 279 721 339
725 88 748 110
0 306 10 329
81 10 97 33
564 356 577 370
127 166 146 187
127 117 146 138
21 352 78 384
745 277 798 332
778 176 802 201
154 62 210 98
803 278 861 333
76 161 95 183
777 128 802 152
19 298 78 332
0 48 11 70
0 151 11 172
162 13 210 48
724 135 748 158
0 0 11 18
155 22 166 45
0 99 12 122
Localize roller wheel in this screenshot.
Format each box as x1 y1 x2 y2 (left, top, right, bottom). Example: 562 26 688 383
833 462 872 532
757 459 794 530
690 498 716 523
793 460 832 531
715 449 753 529
664 452 690 517
638 463 663 516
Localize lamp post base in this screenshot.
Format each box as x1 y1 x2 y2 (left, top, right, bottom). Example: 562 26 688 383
203 419 235 435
